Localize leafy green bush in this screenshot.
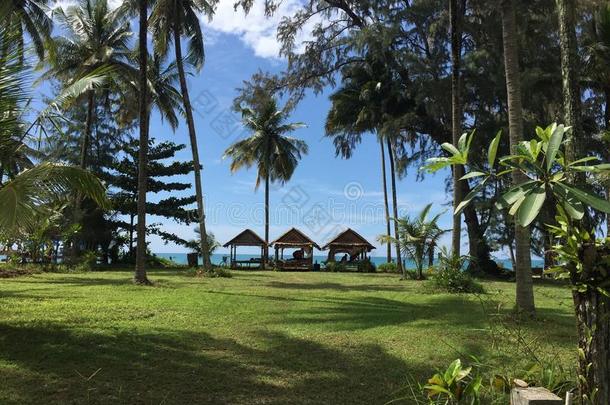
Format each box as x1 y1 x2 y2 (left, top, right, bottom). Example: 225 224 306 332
377 262 398 273
357 259 376 273
428 250 484 294
185 266 233 278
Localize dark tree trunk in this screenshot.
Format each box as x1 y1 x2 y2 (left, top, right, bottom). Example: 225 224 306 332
501 0 535 315
571 243 610 405
380 139 392 263
174 11 212 270
129 213 134 258
450 0 464 256
460 181 494 272
134 0 150 285
604 88 610 237
386 137 404 275
556 0 582 164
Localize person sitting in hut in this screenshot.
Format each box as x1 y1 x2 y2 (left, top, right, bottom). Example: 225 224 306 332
290 249 304 261
340 254 348 263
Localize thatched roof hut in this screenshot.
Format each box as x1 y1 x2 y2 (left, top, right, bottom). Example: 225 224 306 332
223 229 266 269
271 228 320 270
322 228 375 262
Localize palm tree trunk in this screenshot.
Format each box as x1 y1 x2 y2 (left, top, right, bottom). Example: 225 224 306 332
604 88 610 237
556 0 581 164
386 137 404 275
80 90 95 169
450 0 463 256
380 139 392 263
501 0 535 315
134 0 150 285
129 213 134 258
264 172 270 269
173 13 212 270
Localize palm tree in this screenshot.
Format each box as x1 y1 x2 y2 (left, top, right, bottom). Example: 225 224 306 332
380 203 447 280
0 163 109 236
150 0 215 270
42 0 134 169
0 22 108 237
450 0 464 256
500 0 535 315
223 97 307 267
325 61 403 270
1 0 52 60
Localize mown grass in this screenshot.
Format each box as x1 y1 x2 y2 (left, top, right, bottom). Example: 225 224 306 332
0 269 576 404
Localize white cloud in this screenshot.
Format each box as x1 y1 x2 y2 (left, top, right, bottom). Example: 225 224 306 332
206 0 318 59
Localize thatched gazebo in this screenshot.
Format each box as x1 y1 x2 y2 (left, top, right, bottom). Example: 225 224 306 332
322 228 375 263
271 228 320 270
223 229 266 269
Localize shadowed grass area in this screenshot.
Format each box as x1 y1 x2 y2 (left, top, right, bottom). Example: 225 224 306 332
0 270 576 404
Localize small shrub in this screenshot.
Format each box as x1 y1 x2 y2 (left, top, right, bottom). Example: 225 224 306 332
377 262 399 273
324 261 346 272
186 266 233 278
206 267 233 278
403 268 422 280
74 251 98 272
357 259 376 273
427 250 484 294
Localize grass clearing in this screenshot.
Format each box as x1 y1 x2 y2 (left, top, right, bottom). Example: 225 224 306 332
0 270 576 404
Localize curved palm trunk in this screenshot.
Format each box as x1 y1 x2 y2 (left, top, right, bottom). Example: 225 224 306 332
450 0 463 256
173 14 212 270
134 0 150 285
501 0 534 315
386 137 404 275
605 89 610 235
380 139 392 263
264 173 270 269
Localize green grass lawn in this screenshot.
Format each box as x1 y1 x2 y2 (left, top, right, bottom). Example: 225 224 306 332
0 270 577 404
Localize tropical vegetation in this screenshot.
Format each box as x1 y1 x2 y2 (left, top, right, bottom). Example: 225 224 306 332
1 0 610 403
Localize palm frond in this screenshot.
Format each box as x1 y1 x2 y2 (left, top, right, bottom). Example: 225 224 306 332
0 163 109 236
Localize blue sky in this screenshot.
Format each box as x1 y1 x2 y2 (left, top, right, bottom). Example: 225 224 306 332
46 0 458 257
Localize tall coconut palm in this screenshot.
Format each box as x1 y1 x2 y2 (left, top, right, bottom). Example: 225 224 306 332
449 0 464 256
500 0 535 314
325 60 406 271
42 0 134 169
1 0 52 60
149 0 217 270
223 98 307 267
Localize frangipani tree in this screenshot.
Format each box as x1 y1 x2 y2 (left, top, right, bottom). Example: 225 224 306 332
425 123 610 404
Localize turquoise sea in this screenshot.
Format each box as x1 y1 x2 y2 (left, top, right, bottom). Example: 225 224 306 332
155 252 544 270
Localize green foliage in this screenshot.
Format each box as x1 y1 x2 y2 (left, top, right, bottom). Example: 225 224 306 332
377 262 399 273
223 97 308 188
425 124 610 226
357 258 376 273
423 359 483 404
323 261 347 272
427 249 485 294
547 208 610 296
379 203 447 279
186 266 233 278
0 163 109 238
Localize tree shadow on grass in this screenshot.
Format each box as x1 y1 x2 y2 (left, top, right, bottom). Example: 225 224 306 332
0 323 428 405
265 280 408 292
